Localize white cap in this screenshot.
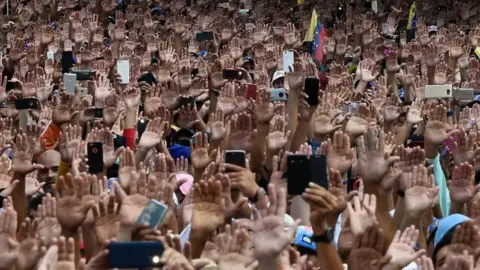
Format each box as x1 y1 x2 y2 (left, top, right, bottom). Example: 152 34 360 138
272 70 285 83
429 25 438 32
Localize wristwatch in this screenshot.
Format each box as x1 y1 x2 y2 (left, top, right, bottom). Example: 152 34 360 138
311 228 334 243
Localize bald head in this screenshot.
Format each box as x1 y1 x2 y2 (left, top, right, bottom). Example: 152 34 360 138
37 150 60 184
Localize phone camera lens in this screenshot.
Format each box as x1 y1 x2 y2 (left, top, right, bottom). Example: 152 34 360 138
29 102 33 106
92 148 98 154
279 92 284 97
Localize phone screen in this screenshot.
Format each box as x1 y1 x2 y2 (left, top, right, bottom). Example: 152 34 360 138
117 60 130 84
287 155 310 195
196 31 214 41
304 77 320 106
225 151 246 172
283 51 294 72
63 73 77 94
136 199 169 228
62 51 74 73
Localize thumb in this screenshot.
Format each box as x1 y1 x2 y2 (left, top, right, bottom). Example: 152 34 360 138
446 129 460 139
410 249 426 262
387 156 400 165
1 180 19 196
113 147 125 158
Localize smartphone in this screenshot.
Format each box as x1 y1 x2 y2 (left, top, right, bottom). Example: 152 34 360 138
453 88 474 100
271 88 287 101
239 9 250 16
71 69 93 81
137 119 149 139
223 68 242 80
47 51 55 60
287 155 311 195
63 73 77 94
87 142 104 173
117 60 130 84
245 84 257 100
225 150 246 172
136 199 169 228
61 51 74 73
15 98 40 110
283 51 294 72
94 108 103 118
347 168 355 193
108 242 165 268
137 72 157 86
424 84 453 99
406 29 416 42
310 155 328 190
196 31 214 41
343 102 360 114
304 77 320 106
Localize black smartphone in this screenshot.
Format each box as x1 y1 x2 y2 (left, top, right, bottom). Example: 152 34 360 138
191 68 199 76
94 108 103 118
287 155 311 195
225 150 246 172
61 51 74 73
71 69 94 81
87 142 104 173
347 167 354 193
223 69 242 80
177 96 195 109
196 31 214 41
406 29 416 43
310 155 328 190
15 98 40 110
108 241 165 268
137 72 157 86
137 119 149 139
304 77 320 106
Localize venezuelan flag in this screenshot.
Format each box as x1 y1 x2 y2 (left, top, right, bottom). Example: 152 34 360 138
305 9 318 42
407 3 417 30
298 0 303 5
313 23 326 63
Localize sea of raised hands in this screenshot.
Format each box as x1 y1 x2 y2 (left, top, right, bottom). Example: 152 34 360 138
2 0 480 269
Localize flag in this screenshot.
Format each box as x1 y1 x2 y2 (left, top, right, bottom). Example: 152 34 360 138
297 0 303 5
312 22 326 63
305 9 318 42
407 2 417 30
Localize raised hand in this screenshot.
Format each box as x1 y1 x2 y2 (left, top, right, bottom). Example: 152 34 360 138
228 113 255 151
190 133 210 170
448 162 479 204
16 218 45 270
52 92 75 126
12 134 44 175
208 108 226 142
357 126 399 183
267 116 290 152
452 129 480 164
118 148 136 190
254 184 299 259
404 166 439 216
92 195 120 244
58 125 82 165
347 194 377 236
424 104 459 146
113 169 152 227
138 117 164 149
348 225 387 270
313 95 342 136
217 82 237 116
447 220 480 255
191 179 225 234
36 193 61 246
252 89 277 124
326 131 355 175
384 225 425 268
0 202 19 270
55 237 76 270
56 174 96 232
406 100 424 125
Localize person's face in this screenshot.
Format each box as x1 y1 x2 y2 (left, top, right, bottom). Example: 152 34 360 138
435 246 449 268
37 152 60 184
273 77 284 88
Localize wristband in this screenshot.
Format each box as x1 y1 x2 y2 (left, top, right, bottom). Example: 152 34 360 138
447 111 453 117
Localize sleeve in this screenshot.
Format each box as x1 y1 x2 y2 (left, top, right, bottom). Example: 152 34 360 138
40 122 62 151
123 128 135 149
428 154 451 217
55 161 70 192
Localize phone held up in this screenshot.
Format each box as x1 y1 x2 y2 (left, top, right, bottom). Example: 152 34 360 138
286 154 328 195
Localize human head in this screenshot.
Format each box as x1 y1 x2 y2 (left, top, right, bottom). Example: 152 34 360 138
432 214 470 267
272 70 285 88
37 150 60 185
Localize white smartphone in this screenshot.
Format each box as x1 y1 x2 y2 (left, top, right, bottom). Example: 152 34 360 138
424 84 453 99
63 73 77 94
117 60 130 84
46 51 55 60
283 51 294 73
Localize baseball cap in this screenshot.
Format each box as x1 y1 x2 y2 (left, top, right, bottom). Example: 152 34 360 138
177 173 194 195
432 214 470 261
272 70 285 83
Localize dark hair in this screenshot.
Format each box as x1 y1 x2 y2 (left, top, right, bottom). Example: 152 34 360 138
432 228 455 264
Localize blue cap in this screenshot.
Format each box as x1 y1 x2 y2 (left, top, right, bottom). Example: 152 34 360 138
294 226 316 252
198 51 208 58
434 214 470 248
169 144 191 160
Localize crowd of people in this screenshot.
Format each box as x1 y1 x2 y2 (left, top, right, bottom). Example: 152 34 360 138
1 0 480 269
